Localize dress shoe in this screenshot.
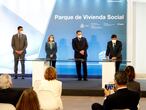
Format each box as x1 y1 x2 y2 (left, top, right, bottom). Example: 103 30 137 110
77 78 82 81
84 78 88 81
14 77 17 79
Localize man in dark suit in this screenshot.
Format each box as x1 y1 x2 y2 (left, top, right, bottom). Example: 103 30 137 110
92 71 140 110
11 26 28 79
72 30 88 81
106 34 122 72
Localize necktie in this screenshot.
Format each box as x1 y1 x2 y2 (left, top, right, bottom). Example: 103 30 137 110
113 43 116 55
18 34 20 50
78 38 81 42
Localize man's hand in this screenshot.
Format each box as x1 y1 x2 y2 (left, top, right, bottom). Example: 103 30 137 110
104 89 111 97
15 50 23 55
112 57 117 60
80 50 85 55
104 85 115 97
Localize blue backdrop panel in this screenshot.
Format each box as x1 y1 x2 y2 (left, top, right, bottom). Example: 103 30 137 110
39 0 127 76
0 0 127 76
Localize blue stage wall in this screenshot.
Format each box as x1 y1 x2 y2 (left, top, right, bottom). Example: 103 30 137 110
0 0 127 76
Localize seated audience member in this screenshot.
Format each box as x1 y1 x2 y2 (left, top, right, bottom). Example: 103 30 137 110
92 71 140 110
125 65 141 93
34 66 63 110
0 74 23 106
16 88 40 110
92 103 103 110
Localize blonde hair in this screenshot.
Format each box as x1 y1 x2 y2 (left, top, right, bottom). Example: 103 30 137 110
16 88 40 110
44 66 57 81
0 74 12 89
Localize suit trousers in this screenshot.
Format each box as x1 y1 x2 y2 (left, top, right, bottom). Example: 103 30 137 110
115 61 121 72
75 60 87 80
14 53 25 77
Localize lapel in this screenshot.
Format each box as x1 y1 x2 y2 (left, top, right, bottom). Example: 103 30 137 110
17 34 23 40
77 37 83 42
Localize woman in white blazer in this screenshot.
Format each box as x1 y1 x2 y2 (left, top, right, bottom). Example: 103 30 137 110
34 67 63 110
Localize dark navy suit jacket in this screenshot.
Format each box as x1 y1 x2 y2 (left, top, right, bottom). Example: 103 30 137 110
0 88 24 106
72 37 88 60
106 40 122 60
103 88 140 110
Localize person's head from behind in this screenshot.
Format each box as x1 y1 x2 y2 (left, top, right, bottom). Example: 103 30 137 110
48 34 54 42
114 71 128 88
0 74 12 89
44 66 57 81
125 65 135 82
91 103 103 110
111 34 118 44
76 30 82 39
16 88 40 110
17 26 23 33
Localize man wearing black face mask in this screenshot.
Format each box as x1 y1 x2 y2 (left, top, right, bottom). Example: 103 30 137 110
72 30 88 81
106 34 122 72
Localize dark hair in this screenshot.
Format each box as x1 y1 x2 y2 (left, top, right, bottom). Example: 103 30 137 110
125 66 135 81
111 34 117 39
91 103 103 110
17 26 23 30
115 71 128 85
47 35 54 42
44 66 57 80
76 30 82 34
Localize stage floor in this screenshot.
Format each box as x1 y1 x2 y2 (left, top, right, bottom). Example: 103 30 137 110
12 77 146 97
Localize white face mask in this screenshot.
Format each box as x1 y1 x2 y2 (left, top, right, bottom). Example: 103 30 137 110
112 40 116 44
77 35 82 38
50 38 54 42
19 31 23 34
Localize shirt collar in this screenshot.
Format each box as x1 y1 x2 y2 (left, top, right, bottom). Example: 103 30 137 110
117 86 127 90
